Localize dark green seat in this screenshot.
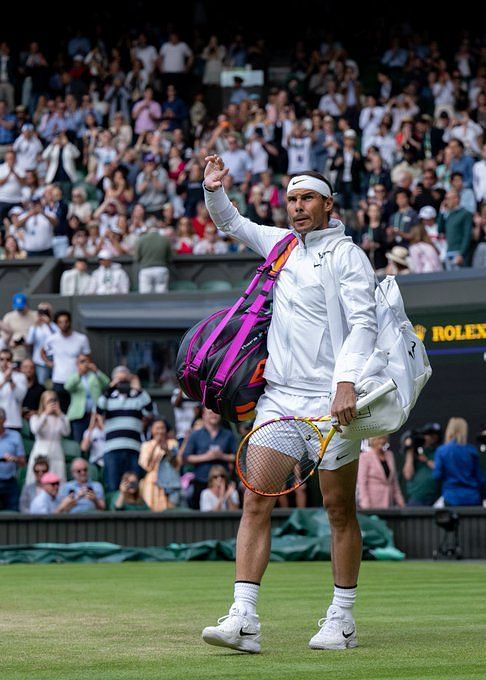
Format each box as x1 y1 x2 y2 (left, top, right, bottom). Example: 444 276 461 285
169 280 199 291
199 279 233 292
62 438 82 465
21 419 33 440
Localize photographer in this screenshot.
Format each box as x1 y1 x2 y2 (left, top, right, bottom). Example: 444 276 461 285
110 471 149 511
2 292 36 364
0 348 27 430
15 196 56 257
26 302 58 385
96 365 154 492
402 422 442 506
58 457 105 513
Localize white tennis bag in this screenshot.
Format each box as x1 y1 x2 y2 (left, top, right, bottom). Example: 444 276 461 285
323 239 432 440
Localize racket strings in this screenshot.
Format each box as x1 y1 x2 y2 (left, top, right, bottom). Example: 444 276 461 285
238 419 323 495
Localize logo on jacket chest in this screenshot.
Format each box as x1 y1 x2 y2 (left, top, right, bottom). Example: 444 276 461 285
313 251 325 268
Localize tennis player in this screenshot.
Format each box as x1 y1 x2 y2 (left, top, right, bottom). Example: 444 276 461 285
201 155 377 653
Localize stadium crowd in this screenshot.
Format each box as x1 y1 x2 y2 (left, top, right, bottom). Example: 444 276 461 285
0 25 484 289
0 23 485 512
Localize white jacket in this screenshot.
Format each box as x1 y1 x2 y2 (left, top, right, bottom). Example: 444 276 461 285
42 143 80 184
204 187 377 393
88 263 130 295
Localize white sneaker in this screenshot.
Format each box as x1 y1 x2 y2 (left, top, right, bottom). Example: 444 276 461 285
308 605 358 650
202 604 261 653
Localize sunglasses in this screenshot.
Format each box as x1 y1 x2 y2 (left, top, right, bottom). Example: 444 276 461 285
49 482 60 486
210 474 226 480
74 468 88 473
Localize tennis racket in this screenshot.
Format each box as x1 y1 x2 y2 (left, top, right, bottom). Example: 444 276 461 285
236 379 397 497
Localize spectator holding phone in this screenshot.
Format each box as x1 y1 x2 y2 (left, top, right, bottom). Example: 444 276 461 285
2 293 36 364
58 457 105 513
20 358 45 420
0 348 27 430
25 390 70 485
28 471 76 514
64 354 109 442
110 471 149 511
25 302 58 385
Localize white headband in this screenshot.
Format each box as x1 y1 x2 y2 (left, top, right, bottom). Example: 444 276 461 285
287 175 331 198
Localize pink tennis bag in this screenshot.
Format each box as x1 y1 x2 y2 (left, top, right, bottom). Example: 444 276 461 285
175 233 297 422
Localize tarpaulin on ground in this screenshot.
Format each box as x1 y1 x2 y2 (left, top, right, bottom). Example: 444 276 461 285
0 509 405 564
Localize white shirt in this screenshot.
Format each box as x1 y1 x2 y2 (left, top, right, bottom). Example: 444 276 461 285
27 321 59 366
29 489 59 514
472 159 486 202
0 163 25 203
60 269 92 296
220 149 251 185
318 93 344 117
43 331 91 384
159 42 192 72
205 188 377 392
20 213 53 252
171 388 199 440
287 137 312 175
432 80 455 108
93 146 118 180
12 135 43 171
247 140 269 175
200 487 240 511
0 370 27 428
134 45 158 74
449 121 483 156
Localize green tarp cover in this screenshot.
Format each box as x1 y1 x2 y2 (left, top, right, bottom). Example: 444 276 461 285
0 509 405 564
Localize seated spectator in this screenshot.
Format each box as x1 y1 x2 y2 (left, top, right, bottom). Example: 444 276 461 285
60 257 92 295
192 201 213 238
65 354 109 442
66 228 91 258
418 206 447 262
193 223 229 255
183 407 236 510
438 189 473 269
408 224 443 273
135 153 169 216
21 358 45 420
110 471 149 511
174 216 196 254
357 436 404 509
58 458 105 513
19 455 49 513
88 250 130 295
472 203 486 268
25 391 70 485
139 419 180 511
134 224 172 293
0 235 27 260
433 417 482 506
387 188 418 246
28 471 75 514
26 302 58 385
200 465 240 512
80 413 106 469
0 406 25 511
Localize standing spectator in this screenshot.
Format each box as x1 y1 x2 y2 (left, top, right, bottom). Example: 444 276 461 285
183 407 236 510
171 387 200 446
0 149 25 220
417 206 447 262
359 94 385 153
450 172 477 214
433 417 482 506
42 131 80 189
132 86 161 137
26 391 70 485
402 423 441 506
67 187 93 225
60 257 92 295
161 85 188 131
131 33 158 77
20 358 45 420
202 36 226 87
331 129 363 215
134 225 172 293
139 419 179 511
65 354 109 443
220 136 251 187
447 109 483 157
80 413 105 469
357 436 404 509
58 458 105 513
286 123 312 175
110 471 149 511
472 143 486 204
96 365 153 492
104 76 131 126
0 348 27 430
387 188 419 246
16 197 56 257
13 124 43 171
28 472 74 514
0 407 25 511
0 99 16 159
0 44 15 112
19 455 49 513
88 250 130 295
448 139 475 189
438 189 473 269
200 465 240 512
26 302 58 385
40 310 91 413
2 293 36 364
157 32 193 96
135 153 169 215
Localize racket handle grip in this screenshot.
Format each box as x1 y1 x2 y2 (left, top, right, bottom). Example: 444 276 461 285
355 379 397 410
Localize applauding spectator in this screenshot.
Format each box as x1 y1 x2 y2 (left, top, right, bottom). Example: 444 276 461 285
139 419 180 511
200 465 239 512
0 348 27 430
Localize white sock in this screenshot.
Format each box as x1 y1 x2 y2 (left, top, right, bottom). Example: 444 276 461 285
332 584 357 618
234 581 260 615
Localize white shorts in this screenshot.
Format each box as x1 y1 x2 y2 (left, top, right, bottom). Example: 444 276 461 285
253 383 360 471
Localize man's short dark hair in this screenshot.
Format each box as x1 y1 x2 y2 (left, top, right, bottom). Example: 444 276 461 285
290 170 334 195
0 349 12 360
54 310 71 324
395 188 411 200
450 172 463 181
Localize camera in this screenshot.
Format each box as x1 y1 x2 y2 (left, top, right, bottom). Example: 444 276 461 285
117 380 131 395
402 429 426 455
477 434 486 454
13 336 25 346
127 482 138 491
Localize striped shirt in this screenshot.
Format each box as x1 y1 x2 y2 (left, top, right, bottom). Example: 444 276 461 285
96 388 153 454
